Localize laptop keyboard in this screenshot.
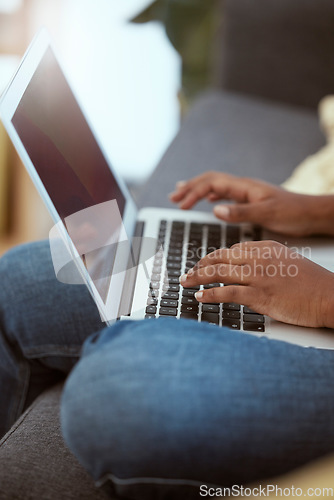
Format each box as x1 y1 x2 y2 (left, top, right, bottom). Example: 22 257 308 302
145 220 265 333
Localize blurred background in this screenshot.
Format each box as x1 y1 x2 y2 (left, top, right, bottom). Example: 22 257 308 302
0 0 180 253
1 0 218 254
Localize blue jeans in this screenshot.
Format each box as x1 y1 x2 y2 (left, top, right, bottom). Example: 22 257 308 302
0 241 102 437
1 242 334 499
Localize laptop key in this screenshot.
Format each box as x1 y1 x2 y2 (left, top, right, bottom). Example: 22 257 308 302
204 283 221 289
253 226 262 241
222 318 240 330
222 310 240 319
162 291 179 300
208 232 221 241
170 226 184 233
226 224 240 248
243 322 265 333
180 312 198 321
160 299 178 308
159 307 177 316
207 223 221 233
202 304 220 313
167 284 180 292
181 304 199 313
187 250 200 259
167 262 182 270
189 226 203 233
167 255 182 263
170 237 183 243
168 248 182 256
146 305 157 314
243 306 259 314
223 303 240 311
207 240 221 248
167 277 180 284
150 281 160 289
201 312 219 325
188 238 202 246
151 273 161 281
147 297 158 306
172 221 185 229
181 297 198 305
168 241 183 249
243 313 264 324
168 270 181 277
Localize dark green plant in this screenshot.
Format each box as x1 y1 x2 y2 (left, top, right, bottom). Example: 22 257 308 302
132 0 219 109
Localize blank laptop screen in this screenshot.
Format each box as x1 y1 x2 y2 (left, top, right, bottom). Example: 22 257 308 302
11 46 125 222
11 46 127 304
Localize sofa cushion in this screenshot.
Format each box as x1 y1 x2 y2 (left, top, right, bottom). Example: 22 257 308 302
0 383 106 500
220 0 334 109
136 90 325 210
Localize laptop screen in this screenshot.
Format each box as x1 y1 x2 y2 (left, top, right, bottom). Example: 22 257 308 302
11 47 125 221
11 46 128 305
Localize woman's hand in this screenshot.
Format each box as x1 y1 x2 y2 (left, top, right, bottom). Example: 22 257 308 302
180 241 334 329
169 171 334 237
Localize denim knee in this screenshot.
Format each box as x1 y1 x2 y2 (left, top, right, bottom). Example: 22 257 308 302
0 241 50 303
61 320 206 483
60 319 240 487
0 240 101 356
0 241 51 338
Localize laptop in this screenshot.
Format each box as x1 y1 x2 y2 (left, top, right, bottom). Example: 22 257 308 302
2 29 334 349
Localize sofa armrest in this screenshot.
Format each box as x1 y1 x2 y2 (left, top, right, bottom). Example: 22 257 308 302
0 384 106 500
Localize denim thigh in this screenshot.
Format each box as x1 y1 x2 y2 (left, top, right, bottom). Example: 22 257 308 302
0 241 102 436
61 318 334 499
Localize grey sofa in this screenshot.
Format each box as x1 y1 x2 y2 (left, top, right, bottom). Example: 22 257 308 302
0 0 333 498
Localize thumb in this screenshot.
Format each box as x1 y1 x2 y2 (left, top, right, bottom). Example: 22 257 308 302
214 202 266 224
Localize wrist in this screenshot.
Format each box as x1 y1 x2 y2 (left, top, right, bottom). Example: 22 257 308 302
307 195 334 236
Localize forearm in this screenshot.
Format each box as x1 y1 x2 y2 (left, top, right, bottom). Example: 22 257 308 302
321 284 334 329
